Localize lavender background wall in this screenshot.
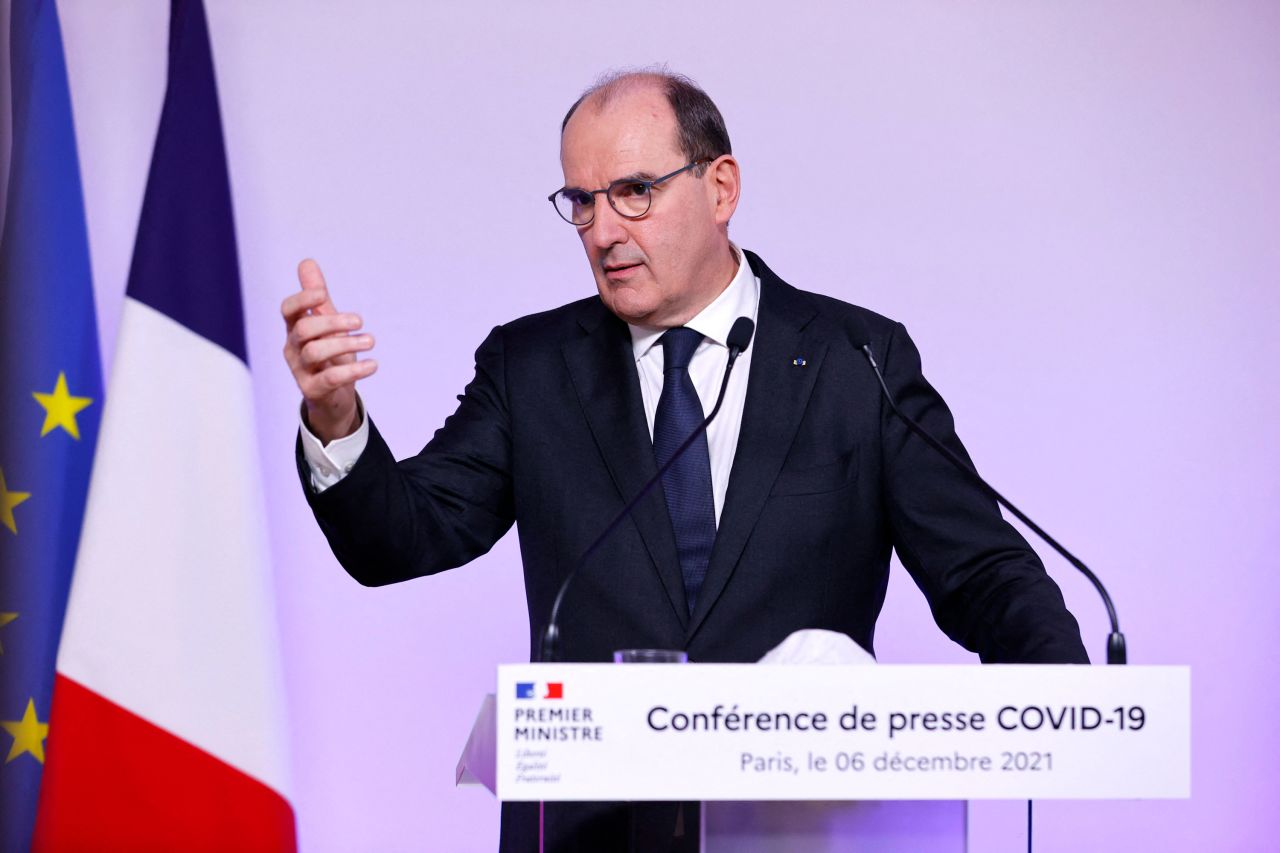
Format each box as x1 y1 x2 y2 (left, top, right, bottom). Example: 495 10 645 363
47 1 1278 850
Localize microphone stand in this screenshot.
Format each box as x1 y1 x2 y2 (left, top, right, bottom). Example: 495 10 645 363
857 339 1127 664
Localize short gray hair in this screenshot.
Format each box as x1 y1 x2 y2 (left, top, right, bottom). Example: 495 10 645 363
561 67 732 175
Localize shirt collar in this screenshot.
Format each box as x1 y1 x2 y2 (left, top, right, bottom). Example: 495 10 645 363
628 244 760 361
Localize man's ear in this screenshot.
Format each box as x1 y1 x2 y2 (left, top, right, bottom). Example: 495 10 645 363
708 156 740 226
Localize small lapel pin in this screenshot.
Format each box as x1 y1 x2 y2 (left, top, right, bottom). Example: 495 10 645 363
792 357 807 367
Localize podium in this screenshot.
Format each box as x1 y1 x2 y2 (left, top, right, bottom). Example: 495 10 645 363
460 664 1189 850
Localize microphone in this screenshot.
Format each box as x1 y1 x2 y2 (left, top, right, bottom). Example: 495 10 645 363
539 317 756 662
849 318 1127 665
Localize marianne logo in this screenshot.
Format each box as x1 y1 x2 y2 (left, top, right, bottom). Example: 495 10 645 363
516 682 564 700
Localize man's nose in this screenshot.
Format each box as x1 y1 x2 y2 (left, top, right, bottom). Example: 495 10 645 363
584 199 630 250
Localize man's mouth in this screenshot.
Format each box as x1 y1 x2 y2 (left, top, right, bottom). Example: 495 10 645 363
603 262 643 281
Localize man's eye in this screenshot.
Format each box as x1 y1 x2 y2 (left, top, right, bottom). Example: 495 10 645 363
609 180 650 197
566 190 593 206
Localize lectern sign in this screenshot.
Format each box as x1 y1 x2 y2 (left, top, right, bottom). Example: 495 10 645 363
495 664 1190 801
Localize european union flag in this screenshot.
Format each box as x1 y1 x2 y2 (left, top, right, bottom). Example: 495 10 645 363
0 1 104 849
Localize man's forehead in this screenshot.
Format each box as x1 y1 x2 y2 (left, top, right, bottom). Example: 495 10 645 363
560 86 681 182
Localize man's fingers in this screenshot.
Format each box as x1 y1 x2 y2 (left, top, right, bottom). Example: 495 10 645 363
281 286 329 327
297 258 337 315
285 260 376 411
300 334 374 369
297 258 328 292
290 312 363 349
301 359 378 398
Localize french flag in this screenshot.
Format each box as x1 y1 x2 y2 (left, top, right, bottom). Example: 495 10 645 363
33 1 296 848
516 682 565 700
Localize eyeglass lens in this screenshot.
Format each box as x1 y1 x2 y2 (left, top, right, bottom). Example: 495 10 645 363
607 181 651 217
554 181 652 225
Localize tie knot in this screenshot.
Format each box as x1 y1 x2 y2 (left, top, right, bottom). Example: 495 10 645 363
660 327 703 371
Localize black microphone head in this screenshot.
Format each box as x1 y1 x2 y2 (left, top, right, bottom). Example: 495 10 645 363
728 317 755 356
540 622 560 663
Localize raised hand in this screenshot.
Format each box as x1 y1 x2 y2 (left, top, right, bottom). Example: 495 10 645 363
282 259 377 442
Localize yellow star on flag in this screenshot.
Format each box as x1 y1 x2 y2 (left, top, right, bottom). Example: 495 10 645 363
0 613 17 654
0 468 31 535
33 371 94 439
2 699 49 764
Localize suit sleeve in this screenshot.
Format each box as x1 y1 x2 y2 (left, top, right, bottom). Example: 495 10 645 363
296 325 516 586
878 321 1090 663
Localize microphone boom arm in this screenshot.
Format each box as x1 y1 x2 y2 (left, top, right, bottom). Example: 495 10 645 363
859 343 1127 665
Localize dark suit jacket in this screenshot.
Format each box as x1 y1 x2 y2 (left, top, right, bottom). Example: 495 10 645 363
299 250 1087 849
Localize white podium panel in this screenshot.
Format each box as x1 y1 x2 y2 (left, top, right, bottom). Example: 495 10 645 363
495 664 1189 802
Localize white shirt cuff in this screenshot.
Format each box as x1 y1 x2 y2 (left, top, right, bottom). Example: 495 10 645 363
299 400 369 493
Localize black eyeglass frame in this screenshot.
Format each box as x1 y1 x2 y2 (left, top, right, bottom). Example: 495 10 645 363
548 159 711 226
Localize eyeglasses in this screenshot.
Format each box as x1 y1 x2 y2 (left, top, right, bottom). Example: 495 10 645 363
548 159 709 226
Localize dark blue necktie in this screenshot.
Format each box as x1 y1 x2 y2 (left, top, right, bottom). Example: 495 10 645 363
652 327 717 616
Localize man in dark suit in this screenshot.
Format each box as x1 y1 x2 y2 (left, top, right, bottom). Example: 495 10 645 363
283 70 1086 851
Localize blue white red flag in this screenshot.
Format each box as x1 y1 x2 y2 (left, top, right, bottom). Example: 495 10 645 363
516 682 565 699
31 1 296 848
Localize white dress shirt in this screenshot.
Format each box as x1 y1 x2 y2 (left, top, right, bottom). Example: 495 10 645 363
300 245 762 524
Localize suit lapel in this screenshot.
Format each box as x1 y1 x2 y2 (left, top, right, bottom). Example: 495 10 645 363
687 253 825 641
562 305 690 627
